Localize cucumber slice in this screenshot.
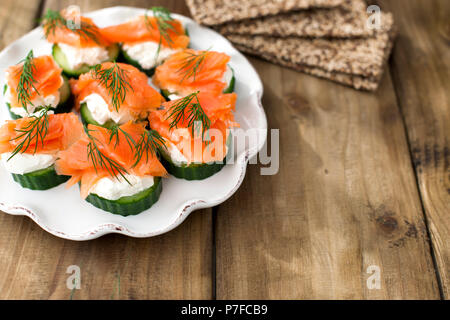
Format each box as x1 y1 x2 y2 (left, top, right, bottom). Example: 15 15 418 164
160 154 226 180
120 48 155 77
160 89 171 101
6 104 21 120
85 177 162 216
5 76 73 119
59 75 71 103
54 75 73 114
159 133 232 180
11 165 70 190
79 102 116 129
52 43 120 78
223 67 235 94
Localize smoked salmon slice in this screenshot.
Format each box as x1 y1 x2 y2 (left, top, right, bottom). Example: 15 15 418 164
70 62 164 120
0 113 84 155
6 55 63 109
100 15 189 49
55 122 167 198
152 49 231 96
43 8 111 48
148 91 238 164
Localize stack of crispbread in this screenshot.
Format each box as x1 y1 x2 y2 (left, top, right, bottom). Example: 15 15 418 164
186 0 396 91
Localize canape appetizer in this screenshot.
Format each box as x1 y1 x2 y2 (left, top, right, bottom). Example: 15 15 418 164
42 8 119 77
0 111 83 190
101 7 189 76
153 49 235 101
148 91 238 180
70 62 164 128
4 51 72 119
55 122 167 216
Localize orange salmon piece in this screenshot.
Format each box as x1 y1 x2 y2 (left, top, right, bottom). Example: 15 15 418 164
70 62 164 120
55 122 167 198
44 8 111 47
0 113 84 155
6 55 63 109
148 92 238 163
153 49 231 96
101 15 189 48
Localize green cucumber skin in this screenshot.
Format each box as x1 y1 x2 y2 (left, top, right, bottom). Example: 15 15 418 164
59 75 71 102
223 70 236 94
53 75 74 114
52 43 120 78
160 89 171 101
7 104 21 120
85 177 163 216
11 165 70 190
160 154 226 180
119 48 155 77
79 103 117 129
5 76 73 119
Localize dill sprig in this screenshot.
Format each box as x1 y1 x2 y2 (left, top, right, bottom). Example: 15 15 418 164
108 124 136 150
41 9 101 45
7 107 51 161
85 127 130 183
93 63 132 112
145 7 178 61
15 50 39 112
176 49 210 83
166 91 211 139
132 129 167 167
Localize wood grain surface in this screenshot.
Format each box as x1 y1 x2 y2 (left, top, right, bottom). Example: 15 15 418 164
0 0 448 300
215 61 440 299
0 0 212 300
376 0 450 299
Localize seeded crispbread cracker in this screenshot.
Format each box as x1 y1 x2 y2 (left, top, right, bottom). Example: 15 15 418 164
186 0 345 26
234 44 381 91
225 12 395 79
216 0 393 38
230 19 396 91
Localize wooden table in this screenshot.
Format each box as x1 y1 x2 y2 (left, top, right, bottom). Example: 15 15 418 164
0 0 448 300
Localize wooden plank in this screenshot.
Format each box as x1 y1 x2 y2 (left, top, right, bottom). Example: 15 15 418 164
0 0 212 299
0 0 42 49
215 57 441 298
376 0 450 298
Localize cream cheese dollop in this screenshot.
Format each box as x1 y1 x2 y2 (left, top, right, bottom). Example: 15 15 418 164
164 65 233 100
58 43 109 69
1 152 57 175
89 174 155 201
5 75 62 117
122 41 179 70
81 93 133 125
163 140 189 166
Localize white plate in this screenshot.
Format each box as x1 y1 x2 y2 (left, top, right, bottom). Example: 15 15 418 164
0 7 267 240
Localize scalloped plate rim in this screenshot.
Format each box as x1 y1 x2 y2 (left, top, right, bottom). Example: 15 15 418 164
0 6 267 241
